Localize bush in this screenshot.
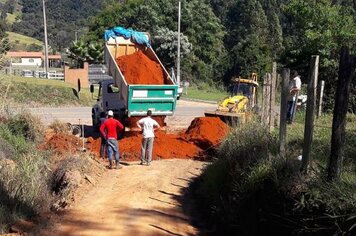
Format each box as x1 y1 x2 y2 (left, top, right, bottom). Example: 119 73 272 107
49 119 71 134
195 119 356 235
0 153 51 232
196 122 279 234
7 112 44 143
0 124 32 156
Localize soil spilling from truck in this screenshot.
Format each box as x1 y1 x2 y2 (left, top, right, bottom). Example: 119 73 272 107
116 51 166 85
87 117 230 160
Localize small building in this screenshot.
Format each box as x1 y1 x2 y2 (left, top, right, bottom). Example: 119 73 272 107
6 51 62 68
7 51 43 67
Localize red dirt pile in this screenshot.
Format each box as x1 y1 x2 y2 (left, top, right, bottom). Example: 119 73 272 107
184 117 230 149
116 51 165 84
87 117 230 161
87 131 202 161
40 133 82 155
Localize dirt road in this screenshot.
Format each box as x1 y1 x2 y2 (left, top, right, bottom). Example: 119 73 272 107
37 159 206 236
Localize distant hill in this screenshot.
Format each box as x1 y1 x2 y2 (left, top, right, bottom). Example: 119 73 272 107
6 31 43 51
8 0 111 52
0 0 22 24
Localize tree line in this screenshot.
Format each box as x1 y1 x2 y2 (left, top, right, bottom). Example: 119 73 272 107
1 0 356 111
83 0 356 111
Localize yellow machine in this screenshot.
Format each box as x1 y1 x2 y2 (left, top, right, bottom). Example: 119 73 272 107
205 73 259 124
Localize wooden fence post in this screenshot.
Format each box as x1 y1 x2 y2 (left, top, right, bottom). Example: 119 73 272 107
328 47 356 181
301 55 319 174
261 74 266 123
270 62 277 131
262 73 271 125
279 69 290 157
317 80 325 118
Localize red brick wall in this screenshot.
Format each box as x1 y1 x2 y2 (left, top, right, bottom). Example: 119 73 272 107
64 62 89 88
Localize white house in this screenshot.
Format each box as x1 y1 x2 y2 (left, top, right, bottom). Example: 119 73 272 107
6 51 62 67
7 51 43 66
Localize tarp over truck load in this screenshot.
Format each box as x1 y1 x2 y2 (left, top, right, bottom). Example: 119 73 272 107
104 27 178 117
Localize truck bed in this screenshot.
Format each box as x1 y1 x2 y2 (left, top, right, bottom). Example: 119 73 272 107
105 36 178 117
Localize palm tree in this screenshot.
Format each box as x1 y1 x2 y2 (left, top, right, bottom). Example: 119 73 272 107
67 40 88 68
87 42 104 64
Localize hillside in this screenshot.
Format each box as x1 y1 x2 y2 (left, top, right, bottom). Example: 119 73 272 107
0 0 22 24
0 75 92 107
8 0 111 52
6 31 43 51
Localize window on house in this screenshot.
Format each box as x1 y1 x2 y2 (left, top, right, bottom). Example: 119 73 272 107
29 58 34 63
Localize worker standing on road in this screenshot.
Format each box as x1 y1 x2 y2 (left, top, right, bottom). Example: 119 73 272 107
100 110 124 169
287 70 302 123
99 112 107 160
136 110 160 166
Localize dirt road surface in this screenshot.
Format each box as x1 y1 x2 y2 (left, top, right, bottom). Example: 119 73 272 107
37 159 206 236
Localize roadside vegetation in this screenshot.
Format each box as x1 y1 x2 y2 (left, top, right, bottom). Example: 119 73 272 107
0 109 103 233
181 82 228 102
0 75 93 107
195 114 356 235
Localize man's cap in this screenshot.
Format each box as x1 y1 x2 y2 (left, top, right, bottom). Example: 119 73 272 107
108 110 114 116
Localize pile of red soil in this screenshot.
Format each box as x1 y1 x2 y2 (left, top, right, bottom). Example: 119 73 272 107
184 117 230 149
41 133 82 155
116 51 165 84
87 131 202 161
87 117 230 161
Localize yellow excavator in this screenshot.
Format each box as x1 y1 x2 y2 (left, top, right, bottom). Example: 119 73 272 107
205 73 259 124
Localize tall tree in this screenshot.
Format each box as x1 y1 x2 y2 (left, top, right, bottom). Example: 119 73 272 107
282 0 356 111
223 0 272 80
0 20 10 67
153 27 192 68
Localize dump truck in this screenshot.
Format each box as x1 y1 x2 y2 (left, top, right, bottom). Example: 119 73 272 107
204 73 259 124
91 28 178 130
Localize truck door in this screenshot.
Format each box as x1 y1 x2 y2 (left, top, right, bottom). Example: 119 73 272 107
102 82 125 112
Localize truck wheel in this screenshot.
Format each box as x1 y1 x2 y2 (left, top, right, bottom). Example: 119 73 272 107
92 118 99 132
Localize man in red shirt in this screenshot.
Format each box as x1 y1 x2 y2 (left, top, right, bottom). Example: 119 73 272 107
100 110 124 169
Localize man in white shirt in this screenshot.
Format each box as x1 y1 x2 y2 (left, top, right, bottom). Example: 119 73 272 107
136 110 160 166
287 70 302 123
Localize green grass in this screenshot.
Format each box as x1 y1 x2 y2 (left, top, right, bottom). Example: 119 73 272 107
5 13 18 25
6 31 43 51
286 111 356 167
196 114 356 235
0 75 93 107
181 83 229 102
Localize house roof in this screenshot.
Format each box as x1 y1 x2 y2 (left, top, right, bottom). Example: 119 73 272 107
48 54 62 59
7 51 43 58
6 51 62 60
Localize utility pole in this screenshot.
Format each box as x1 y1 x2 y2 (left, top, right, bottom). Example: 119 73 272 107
177 0 181 87
42 0 49 79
